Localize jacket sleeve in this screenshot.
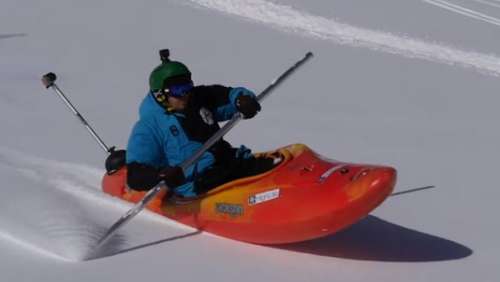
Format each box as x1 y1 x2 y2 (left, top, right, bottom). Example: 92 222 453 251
194 85 245 122
126 118 163 166
126 118 164 190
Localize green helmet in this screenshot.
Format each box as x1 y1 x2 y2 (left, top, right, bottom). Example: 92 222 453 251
149 61 191 92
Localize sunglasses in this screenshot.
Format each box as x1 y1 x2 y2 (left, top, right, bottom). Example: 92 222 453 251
163 82 194 98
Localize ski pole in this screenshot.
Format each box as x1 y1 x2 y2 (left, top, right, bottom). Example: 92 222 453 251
41 73 111 154
88 52 314 259
41 74 125 174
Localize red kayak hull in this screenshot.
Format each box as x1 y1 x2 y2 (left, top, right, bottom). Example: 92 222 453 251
102 144 396 244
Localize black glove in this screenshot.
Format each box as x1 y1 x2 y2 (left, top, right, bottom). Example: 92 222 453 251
127 163 186 191
158 166 186 188
127 162 160 191
236 95 261 119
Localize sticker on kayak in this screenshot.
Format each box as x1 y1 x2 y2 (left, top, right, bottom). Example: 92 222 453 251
215 203 244 217
249 188 280 206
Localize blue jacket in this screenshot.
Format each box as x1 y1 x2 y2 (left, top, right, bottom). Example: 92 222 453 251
126 86 251 197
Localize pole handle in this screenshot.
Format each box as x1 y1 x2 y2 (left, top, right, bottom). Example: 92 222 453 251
42 72 57 89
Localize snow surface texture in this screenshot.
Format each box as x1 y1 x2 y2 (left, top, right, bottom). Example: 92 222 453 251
184 0 500 76
1 0 499 281
423 0 500 27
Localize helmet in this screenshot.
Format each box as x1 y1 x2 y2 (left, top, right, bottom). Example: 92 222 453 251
149 61 192 92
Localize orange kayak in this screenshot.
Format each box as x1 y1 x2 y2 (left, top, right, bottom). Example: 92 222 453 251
102 144 396 244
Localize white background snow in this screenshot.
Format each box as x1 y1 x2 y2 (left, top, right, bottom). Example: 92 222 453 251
1 0 499 281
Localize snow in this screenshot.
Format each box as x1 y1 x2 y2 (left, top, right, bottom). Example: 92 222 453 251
1 0 499 281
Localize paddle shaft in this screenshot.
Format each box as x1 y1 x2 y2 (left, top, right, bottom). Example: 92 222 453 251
183 52 314 168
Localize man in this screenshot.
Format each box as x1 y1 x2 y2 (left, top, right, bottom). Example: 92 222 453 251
126 53 272 197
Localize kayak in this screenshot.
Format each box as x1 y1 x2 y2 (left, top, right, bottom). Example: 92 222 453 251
102 144 396 244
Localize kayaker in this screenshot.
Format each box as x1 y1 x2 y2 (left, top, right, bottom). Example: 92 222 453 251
125 53 274 197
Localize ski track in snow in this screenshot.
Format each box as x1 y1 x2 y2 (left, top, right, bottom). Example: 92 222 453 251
424 0 500 27
471 0 500 9
0 147 190 261
183 0 500 77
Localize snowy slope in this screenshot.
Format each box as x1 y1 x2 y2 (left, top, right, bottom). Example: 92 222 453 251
1 0 499 281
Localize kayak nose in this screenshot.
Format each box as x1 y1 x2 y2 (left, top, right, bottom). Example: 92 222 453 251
344 166 397 201
369 167 397 194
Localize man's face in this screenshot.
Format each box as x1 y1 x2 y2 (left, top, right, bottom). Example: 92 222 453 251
163 81 193 111
167 92 190 111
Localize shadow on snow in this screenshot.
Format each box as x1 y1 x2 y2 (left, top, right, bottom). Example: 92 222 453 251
90 231 202 260
0 33 27 40
88 184 468 262
276 215 472 262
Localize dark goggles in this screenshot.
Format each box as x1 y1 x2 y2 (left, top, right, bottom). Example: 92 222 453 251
163 82 194 98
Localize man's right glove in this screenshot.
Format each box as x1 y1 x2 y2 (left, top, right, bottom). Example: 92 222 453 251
127 162 160 191
127 162 185 191
158 166 186 188
236 94 261 119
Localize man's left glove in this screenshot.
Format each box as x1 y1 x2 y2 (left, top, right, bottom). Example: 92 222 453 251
236 94 261 119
